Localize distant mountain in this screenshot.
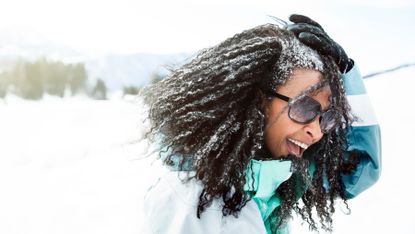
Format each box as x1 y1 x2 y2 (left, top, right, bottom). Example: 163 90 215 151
0 28 191 91
0 28 83 62
84 53 190 91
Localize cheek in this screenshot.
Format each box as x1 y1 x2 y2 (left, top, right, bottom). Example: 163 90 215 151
263 101 300 156
264 112 307 155
264 127 280 157
266 118 289 142
264 116 291 155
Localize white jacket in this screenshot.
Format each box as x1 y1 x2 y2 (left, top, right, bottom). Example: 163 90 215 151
141 171 267 234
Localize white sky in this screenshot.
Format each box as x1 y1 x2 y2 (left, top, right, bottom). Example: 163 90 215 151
0 0 414 57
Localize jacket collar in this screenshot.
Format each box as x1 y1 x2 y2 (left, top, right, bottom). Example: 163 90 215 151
244 159 293 220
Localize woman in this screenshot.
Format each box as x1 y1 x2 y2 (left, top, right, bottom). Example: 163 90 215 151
140 15 381 234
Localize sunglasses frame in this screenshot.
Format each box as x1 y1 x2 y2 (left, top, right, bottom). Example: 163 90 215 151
268 91 335 133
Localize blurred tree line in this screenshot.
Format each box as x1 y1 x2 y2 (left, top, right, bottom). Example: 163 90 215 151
0 58 87 99
0 58 110 100
0 57 167 100
0 58 106 100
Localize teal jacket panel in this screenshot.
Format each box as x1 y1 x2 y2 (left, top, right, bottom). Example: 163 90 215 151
341 64 382 198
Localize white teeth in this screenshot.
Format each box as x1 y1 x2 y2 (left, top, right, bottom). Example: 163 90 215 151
288 138 309 150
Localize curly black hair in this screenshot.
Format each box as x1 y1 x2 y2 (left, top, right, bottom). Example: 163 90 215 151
141 24 353 233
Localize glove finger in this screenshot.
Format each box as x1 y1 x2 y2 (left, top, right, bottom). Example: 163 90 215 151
300 32 350 73
298 32 337 57
287 23 327 38
289 14 323 30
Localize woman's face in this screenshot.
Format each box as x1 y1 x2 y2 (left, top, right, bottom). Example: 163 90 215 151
264 68 331 159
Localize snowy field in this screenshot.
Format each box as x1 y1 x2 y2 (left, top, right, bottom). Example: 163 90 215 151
0 67 414 234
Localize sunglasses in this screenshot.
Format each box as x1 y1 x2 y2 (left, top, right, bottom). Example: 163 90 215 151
269 92 336 133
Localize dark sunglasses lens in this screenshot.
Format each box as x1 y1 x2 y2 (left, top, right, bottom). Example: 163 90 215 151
289 96 320 123
321 109 336 132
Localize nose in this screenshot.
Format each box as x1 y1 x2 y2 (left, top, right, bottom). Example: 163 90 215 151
304 117 324 143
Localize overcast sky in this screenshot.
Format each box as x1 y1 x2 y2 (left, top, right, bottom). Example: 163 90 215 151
0 0 414 72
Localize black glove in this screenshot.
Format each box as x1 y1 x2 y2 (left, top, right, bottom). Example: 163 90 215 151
287 14 354 73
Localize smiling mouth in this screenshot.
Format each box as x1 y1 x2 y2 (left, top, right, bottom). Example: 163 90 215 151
287 138 310 157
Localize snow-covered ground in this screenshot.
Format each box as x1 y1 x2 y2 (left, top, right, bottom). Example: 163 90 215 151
0 95 164 234
0 67 414 233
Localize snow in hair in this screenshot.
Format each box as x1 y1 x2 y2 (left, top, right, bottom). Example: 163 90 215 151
270 34 324 88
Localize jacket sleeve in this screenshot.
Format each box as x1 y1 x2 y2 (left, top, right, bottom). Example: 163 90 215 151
141 171 267 234
341 63 382 199
141 171 216 234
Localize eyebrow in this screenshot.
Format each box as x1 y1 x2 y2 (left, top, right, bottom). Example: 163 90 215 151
292 80 332 111
291 79 328 102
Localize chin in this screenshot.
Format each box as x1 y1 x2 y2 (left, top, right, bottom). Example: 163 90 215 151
286 154 307 161
273 154 290 160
